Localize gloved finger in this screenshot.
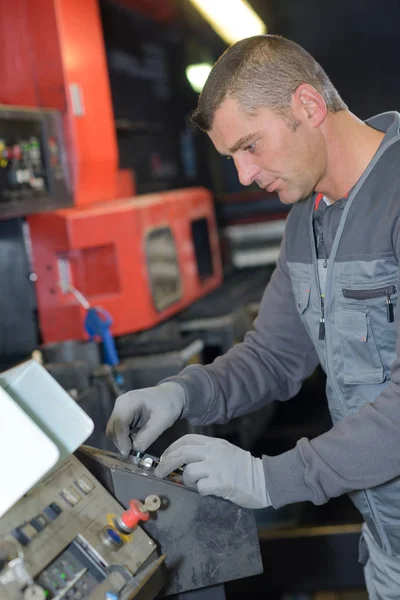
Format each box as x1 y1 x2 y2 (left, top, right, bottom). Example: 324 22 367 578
154 446 206 479
132 418 169 452
196 476 216 497
182 462 210 488
159 434 211 459
106 397 147 452
107 419 132 457
198 473 234 501
106 400 141 437
106 421 132 457
105 416 114 440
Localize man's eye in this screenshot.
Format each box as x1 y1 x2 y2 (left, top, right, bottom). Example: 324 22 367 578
245 143 256 153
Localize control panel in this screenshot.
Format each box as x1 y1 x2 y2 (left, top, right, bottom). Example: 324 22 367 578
0 106 72 218
0 455 164 600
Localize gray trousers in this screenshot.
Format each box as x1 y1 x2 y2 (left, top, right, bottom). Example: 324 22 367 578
361 524 400 599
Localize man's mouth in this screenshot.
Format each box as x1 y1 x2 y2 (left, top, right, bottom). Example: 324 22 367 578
265 179 279 193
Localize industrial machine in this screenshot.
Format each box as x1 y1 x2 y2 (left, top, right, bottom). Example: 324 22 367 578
0 0 128 207
0 360 263 600
0 1 223 364
0 106 71 219
215 191 290 269
28 187 222 343
0 0 137 365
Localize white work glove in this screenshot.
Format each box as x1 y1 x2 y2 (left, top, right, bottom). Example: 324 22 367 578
154 434 271 509
106 382 186 457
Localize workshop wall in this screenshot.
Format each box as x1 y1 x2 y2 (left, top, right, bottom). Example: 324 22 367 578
102 0 400 195
100 0 214 193
250 0 400 119
1 0 400 366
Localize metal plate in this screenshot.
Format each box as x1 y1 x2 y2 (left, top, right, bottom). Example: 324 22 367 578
78 446 263 596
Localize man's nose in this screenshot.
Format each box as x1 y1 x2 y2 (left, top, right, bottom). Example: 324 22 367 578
234 155 260 187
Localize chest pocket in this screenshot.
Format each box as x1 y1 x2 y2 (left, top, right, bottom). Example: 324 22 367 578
335 282 397 385
291 278 319 345
336 307 384 384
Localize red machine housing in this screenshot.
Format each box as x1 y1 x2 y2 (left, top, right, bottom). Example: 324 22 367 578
28 187 222 343
0 0 134 205
4 1 223 344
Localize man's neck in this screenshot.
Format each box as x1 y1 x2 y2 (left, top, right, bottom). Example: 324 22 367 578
315 111 385 203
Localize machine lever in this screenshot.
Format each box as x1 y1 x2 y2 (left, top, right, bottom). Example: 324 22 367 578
59 282 124 395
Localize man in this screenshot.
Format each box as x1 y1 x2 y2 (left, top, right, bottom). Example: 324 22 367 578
107 36 400 597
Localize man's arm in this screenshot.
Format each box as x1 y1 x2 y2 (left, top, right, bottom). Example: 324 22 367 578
164 233 320 426
265 367 400 507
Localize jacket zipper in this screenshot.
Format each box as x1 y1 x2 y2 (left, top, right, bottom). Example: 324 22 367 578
319 294 326 339
342 284 396 323
319 226 327 339
318 218 328 338
315 215 328 268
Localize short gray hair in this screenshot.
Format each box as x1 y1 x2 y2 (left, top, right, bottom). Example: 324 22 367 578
191 35 346 131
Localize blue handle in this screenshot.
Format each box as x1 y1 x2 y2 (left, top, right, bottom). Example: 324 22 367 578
84 307 119 367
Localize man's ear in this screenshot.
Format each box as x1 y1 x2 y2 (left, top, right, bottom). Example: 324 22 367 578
292 83 327 128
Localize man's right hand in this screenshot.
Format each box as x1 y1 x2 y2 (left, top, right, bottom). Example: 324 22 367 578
106 382 186 457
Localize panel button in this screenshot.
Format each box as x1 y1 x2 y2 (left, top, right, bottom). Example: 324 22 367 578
43 503 62 521
21 523 38 540
12 521 41 546
50 502 62 515
61 560 77 574
31 515 48 532
48 579 61 592
74 475 95 494
105 592 119 600
12 527 30 546
60 486 82 507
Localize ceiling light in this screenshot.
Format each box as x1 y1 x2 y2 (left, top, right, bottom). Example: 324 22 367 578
189 0 266 46
186 63 213 93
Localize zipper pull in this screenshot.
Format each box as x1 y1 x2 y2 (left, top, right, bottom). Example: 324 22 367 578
319 294 325 339
386 290 394 323
318 317 325 340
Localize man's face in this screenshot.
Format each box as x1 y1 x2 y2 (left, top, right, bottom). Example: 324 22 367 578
208 97 326 204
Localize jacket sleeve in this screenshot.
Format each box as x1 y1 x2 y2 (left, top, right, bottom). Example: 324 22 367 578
162 233 320 426
264 226 400 508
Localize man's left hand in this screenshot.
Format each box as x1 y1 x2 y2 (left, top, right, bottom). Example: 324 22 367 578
154 434 271 509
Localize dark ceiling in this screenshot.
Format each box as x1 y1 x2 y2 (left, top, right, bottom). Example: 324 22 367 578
248 0 400 118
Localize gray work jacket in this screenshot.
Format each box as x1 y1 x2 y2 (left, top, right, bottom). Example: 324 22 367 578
166 112 400 555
